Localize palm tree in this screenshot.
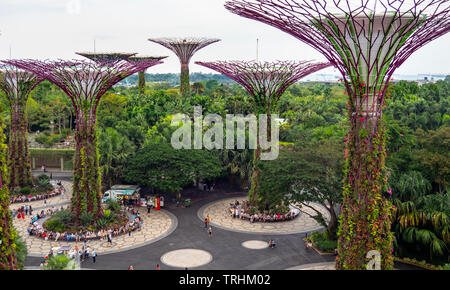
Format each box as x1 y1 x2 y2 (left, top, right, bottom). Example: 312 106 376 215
98 128 136 188
392 199 449 260
192 82 205 96
219 148 253 189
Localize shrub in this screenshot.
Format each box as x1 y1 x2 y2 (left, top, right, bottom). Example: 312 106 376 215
315 239 338 252
45 218 65 233
310 231 337 253
15 235 28 270
53 210 72 224
38 174 50 187
96 219 108 228
43 255 72 270
20 186 31 195
106 199 121 212
80 212 94 226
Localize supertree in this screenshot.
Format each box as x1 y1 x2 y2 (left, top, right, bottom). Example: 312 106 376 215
0 64 43 189
148 37 220 97
196 60 331 209
128 56 168 95
224 0 450 269
4 59 163 220
75 52 137 62
0 113 18 270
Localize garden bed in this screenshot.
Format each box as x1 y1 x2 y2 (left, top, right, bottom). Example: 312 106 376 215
28 201 143 242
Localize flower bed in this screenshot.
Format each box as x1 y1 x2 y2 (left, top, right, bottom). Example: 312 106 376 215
228 199 300 223
27 205 143 242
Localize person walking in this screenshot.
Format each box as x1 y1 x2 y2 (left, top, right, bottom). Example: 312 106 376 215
107 231 112 246
92 249 97 263
156 264 160 270
208 226 212 238
204 217 208 228
29 205 33 216
25 205 28 216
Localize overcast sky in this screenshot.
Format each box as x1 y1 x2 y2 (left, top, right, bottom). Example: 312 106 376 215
0 0 449 75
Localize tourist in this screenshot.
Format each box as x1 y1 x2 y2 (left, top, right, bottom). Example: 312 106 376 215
129 265 134 270
107 231 112 246
269 240 276 248
208 226 212 238
92 249 97 263
156 264 160 270
204 217 208 228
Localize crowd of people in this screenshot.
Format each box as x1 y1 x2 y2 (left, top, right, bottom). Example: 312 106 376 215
26 205 144 242
10 181 65 204
228 200 300 223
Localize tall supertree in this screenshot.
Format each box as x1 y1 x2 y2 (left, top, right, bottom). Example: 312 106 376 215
148 37 220 97
75 52 137 62
196 60 330 209
128 56 168 95
0 64 43 189
224 0 450 269
0 113 18 270
4 59 163 220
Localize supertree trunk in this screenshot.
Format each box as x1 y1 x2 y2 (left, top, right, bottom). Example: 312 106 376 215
138 70 146 95
72 111 102 220
180 63 190 97
0 66 41 190
0 117 18 270
8 104 32 189
248 111 270 210
336 85 394 270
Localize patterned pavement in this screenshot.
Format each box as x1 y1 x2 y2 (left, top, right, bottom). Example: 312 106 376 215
198 196 330 235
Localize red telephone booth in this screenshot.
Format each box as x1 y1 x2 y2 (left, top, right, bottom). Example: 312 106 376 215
155 197 161 210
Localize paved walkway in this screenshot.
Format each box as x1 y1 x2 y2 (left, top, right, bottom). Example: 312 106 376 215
25 191 335 269
198 196 329 235
14 181 177 257
286 262 336 270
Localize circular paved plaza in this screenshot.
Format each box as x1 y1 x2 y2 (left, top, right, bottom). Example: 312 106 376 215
160 249 213 268
12 181 177 257
198 196 330 235
241 240 269 249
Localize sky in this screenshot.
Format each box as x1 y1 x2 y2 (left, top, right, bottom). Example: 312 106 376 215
0 0 449 76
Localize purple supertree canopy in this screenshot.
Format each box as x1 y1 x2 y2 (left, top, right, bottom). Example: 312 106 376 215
3 59 163 112
225 0 450 95
148 37 220 65
75 52 138 63
195 60 331 105
0 64 44 100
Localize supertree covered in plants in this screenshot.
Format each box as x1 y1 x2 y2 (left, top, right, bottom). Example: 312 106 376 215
0 64 43 189
148 37 220 97
224 0 450 269
196 60 330 210
0 113 18 270
128 56 168 95
75 52 137 62
4 59 163 221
